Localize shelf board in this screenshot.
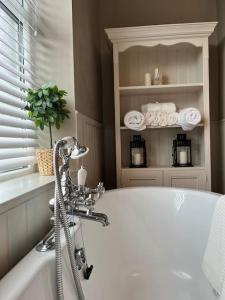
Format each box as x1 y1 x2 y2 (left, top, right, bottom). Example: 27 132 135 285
122 166 205 171
120 123 204 130
119 83 204 96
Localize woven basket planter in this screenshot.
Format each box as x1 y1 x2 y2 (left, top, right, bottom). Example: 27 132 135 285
36 149 53 176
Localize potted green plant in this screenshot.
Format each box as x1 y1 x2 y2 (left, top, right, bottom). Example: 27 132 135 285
26 84 70 175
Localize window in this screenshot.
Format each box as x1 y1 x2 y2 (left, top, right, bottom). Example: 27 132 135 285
0 0 38 177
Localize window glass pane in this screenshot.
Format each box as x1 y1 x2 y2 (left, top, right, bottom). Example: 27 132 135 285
0 5 21 89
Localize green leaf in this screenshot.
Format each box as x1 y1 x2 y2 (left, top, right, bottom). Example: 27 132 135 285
43 89 50 96
35 120 41 127
49 116 54 123
53 85 58 93
32 111 38 117
46 100 53 108
26 94 34 101
36 100 42 106
38 91 43 98
52 96 59 102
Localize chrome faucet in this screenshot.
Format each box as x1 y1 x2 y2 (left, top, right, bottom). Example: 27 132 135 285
58 145 109 227
68 182 109 226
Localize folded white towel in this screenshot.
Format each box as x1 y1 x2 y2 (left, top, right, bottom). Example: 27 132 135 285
202 195 225 296
161 103 176 113
157 112 168 127
141 103 160 113
167 112 179 126
141 102 176 114
178 108 201 131
124 111 146 131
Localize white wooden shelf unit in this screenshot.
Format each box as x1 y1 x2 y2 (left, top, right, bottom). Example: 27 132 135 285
105 22 217 191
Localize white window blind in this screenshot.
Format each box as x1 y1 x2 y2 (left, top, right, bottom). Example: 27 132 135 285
0 0 38 173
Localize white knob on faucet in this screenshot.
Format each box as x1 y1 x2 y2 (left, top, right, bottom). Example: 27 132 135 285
78 165 87 186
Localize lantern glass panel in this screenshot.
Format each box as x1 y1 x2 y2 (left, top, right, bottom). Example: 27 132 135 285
131 148 144 166
177 146 191 166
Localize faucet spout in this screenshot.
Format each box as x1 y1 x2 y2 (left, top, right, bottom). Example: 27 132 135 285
74 209 110 226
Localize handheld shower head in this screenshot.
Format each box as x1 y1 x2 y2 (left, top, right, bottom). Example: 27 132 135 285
71 146 89 160
60 136 89 160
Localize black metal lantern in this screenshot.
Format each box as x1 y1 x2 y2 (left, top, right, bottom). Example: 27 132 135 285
130 135 147 168
172 134 192 167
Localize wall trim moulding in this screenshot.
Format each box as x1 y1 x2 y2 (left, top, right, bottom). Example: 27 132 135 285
105 22 218 46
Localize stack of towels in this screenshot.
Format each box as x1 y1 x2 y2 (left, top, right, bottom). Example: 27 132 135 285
202 195 225 299
142 102 179 127
124 102 201 131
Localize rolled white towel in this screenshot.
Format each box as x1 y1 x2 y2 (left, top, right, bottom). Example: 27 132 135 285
158 112 168 127
178 108 201 131
167 112 179 126
145 111 157 126
141 102 176 114
124 111 146 131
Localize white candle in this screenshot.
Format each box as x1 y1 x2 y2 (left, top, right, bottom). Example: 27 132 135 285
179 151 188 165
133 153 142 165
145 73 151 86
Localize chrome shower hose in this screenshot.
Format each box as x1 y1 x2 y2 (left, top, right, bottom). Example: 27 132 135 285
53 141 85 300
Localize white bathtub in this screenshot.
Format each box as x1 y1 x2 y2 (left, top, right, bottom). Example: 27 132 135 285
0 187 220 300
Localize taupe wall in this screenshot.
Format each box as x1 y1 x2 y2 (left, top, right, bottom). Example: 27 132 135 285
37 0 77 147
217 0 225 119
217 0 225 193
73 0 102 122
100 0 219 190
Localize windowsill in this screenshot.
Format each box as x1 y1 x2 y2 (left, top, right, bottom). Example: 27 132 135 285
0 173 55 214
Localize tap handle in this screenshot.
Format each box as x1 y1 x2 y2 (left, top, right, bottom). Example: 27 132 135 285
95 182 105 199
84 197 95 207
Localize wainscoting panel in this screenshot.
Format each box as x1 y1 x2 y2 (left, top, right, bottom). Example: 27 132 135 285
0 184 53 279
76 111 103 187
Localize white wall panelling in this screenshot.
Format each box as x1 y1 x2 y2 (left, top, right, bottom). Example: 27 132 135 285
0 214 8 278
76 111 103 187
0 184 53 279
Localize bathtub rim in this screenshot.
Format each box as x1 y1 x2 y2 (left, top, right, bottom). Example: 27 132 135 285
104 186 221 198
